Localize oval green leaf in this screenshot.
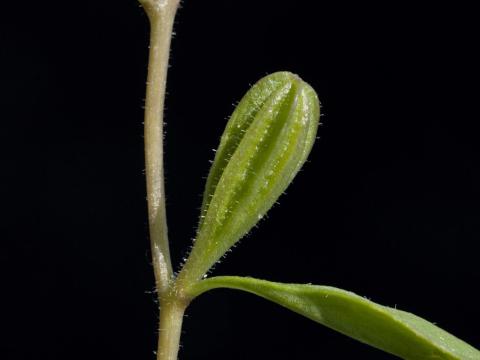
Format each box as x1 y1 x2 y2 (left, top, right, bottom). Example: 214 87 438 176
178 72 320 286
188 276 480 360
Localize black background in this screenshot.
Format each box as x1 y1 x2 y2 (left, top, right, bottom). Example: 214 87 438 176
1 1 479 359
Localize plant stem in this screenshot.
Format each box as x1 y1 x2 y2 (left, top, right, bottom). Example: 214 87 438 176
157 299 187 360
139 0 182 359
141 0 179 295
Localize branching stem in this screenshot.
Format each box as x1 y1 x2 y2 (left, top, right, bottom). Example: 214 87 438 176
139 0 182 359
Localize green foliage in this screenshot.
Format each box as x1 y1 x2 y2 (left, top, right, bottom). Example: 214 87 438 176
188 276 480 360
139 3 478 358
177 72 320 285
172 72 478 359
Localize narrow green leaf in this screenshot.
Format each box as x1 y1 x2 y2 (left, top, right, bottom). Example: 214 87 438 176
188 276 480 360
177 72 320 285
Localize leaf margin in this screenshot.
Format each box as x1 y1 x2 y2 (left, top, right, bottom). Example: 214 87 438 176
186 276 480 360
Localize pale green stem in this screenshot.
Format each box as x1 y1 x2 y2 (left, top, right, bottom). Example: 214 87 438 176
139 1 184 359
141 0 179 295
157 299 187 360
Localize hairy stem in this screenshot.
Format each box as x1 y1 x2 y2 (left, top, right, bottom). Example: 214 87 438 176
157 299 187 360
141 0 179 295
139 0 182 359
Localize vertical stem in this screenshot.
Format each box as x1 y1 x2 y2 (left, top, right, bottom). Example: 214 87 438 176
139 1 183 360
157 299 187 360
141 0 179 294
